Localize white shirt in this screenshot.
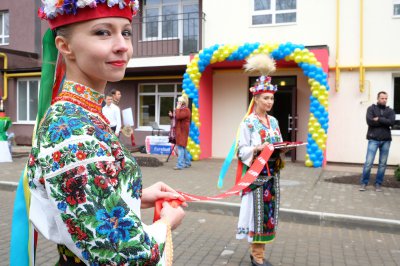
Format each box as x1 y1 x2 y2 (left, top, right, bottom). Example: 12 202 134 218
102 103 122 135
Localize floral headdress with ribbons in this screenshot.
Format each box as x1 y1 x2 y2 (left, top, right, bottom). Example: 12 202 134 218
244 53 278 95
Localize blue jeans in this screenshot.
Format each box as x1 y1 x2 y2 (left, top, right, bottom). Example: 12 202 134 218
361 140 391 186
176 145 191 169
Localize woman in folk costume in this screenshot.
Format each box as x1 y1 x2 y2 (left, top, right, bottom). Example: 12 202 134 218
10 1 185 265
236 54 283 266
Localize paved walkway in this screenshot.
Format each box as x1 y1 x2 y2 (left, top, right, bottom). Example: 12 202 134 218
1 147 400 265
1 147 400 231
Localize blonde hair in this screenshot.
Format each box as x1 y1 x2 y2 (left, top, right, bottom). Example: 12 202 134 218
178 95 188 106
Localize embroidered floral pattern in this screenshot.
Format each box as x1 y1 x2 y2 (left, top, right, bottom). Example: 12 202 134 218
244 114 282 144
27 81 163 265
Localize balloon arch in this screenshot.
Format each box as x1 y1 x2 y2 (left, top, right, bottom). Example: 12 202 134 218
182 42 329 168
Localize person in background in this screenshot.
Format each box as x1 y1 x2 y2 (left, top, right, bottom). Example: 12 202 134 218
11 1 185 265
169 95 191 170
236 54 283 266
360 91 395 192
111 88 122 105
102 93 122 137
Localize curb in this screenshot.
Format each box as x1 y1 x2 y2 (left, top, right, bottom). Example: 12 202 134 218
186 201 400 234
2 181 399 234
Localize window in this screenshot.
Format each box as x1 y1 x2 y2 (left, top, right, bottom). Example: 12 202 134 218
394 0 400 17
17 79 39 123
138 83 182 128
0 11 9 45
143 0 199 54
251 0 296 26
393 77 400 132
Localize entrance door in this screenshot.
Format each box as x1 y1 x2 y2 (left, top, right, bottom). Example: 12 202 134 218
249 76 297 161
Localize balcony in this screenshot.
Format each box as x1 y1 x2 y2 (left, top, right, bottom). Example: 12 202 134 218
131 12 205 58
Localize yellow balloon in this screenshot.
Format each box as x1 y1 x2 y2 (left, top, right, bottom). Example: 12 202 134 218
305 160 313 167
316 138 324 146
312 90 320 98
193 154 199 161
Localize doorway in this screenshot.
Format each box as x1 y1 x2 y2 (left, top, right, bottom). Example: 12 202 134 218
248 76 297 161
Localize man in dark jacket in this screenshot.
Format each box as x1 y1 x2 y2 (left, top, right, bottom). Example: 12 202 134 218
360 91 396 192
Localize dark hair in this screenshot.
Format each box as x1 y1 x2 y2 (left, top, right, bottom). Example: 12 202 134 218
105 93 113 98
377 91 387 98
111 89 121 95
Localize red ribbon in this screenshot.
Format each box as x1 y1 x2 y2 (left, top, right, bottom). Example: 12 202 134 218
153 144 275 221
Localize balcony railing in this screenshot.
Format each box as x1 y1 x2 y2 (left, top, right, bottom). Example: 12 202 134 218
131 12 205 58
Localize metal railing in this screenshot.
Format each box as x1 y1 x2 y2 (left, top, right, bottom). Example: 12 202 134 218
131 12 205 58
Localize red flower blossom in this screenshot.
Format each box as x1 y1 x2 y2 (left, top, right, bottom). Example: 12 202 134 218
62 175 87 205
28 154 35 166
52 151 62 162
259 129 266 141
143 244 160 265
94 175 108 189
76 151 87 161
263 190 272 202
77 165 86 175
267 217 275 229
39 177 45 185
65 218 88 240
75 84 86 94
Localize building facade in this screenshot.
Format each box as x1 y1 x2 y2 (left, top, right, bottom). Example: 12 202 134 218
0 0 399 165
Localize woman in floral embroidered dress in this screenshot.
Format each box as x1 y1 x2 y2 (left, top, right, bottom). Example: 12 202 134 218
19 1 185 265
235 54 283 266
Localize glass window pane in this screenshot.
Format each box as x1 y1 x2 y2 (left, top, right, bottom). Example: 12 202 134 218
276 0 296 10
159 97 174 125
18 81 27 121
139 84 156 93
4 13 9 35
158 84 175 92
394 77 400 114
163 0 179 3
254 0 271 11
29 81 39 121
146 0 161 5
0 14 3 36
145 8 159 38
139 95 155 126
252 14 272 25
394 4 400 15
276 12 296 23
183 4 199 54
162 5 178 38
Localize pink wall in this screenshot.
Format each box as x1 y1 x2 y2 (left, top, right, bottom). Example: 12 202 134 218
198 66 213 159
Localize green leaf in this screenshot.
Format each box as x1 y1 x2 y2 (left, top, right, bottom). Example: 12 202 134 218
104 194 121 213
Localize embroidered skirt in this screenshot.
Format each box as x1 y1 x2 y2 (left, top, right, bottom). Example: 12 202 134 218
236 173 280 243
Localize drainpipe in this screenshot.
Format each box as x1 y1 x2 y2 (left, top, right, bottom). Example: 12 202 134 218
335 0 340 92
359 0 365 92
0 53 8 100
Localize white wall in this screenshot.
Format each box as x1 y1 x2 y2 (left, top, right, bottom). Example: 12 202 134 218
327 70 400 165
212 70 248 158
